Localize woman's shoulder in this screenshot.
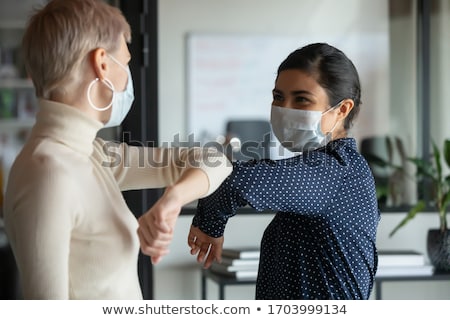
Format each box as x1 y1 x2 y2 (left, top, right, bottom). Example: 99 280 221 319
326 137 357 151
329 138 374 174
325 138 360 156
11 137 85 183
311 137 363 167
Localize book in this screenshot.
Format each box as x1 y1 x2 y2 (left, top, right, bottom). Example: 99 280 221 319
211 261 258 273
377 250 425 267
376 264 434 277
220 256 260 267
221 247 260 260
210 265 258 280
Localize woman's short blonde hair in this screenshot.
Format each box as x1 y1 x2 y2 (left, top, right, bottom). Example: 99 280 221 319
22 0 131 98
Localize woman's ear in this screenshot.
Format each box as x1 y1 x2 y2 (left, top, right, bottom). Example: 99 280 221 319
336 99 354 121
90 48 108 81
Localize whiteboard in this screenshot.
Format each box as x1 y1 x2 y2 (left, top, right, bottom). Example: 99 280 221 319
186 32 389 149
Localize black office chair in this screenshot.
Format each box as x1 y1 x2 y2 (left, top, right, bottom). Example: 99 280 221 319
224 120 272 161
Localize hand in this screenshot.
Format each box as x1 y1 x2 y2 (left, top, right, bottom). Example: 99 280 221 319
137 190 182 264
187 225 224 269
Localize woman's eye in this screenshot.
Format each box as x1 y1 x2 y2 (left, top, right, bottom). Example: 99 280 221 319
295 96 309 104
273 93 283 101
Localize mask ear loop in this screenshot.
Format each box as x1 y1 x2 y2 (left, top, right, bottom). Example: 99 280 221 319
322 100 344 141
87 78 115 111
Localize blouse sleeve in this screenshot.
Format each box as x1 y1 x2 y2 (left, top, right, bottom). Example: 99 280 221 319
193 150 351 237
193 159 287 237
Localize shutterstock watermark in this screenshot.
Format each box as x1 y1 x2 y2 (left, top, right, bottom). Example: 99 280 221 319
100 132 334 168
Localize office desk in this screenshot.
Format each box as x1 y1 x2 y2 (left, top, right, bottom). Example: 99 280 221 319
374 272 450 300
201 268 450 300
181 202 261 215
201 268 256 300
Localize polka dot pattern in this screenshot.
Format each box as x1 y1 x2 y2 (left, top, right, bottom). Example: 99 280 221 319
193 138 380 299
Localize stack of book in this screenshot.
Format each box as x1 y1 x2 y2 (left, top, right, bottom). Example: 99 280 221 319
376 250 434 277
210 247 260 280
210 248 435 279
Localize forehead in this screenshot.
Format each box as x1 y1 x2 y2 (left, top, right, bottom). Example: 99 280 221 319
108 36 131 63
119 36 130 53
275 69 328 102
275 69 319 90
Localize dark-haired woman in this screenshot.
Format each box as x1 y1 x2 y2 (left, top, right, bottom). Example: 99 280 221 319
187 43 380 300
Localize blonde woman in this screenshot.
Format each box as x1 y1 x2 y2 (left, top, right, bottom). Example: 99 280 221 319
2 0 230 299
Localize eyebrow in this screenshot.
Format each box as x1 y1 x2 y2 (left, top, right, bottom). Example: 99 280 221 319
272 88 314 96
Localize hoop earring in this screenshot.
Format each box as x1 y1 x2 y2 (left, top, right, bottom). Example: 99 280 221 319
87 78 115 111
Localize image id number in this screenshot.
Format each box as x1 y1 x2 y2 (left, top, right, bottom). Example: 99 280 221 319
268 304 347 315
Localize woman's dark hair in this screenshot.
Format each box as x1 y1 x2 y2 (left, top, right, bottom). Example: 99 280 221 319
277 43 361 130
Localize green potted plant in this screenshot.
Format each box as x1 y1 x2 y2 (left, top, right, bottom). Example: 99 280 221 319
389 139 450 271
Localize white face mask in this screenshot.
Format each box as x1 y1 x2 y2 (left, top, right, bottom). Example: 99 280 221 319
270 105 338 152
87 54 135 128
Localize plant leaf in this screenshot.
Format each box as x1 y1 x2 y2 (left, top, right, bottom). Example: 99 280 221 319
445 174 450 187
363 153 402 170
442 191 450 209
363 153 390 167
386 136 393 164
389 200 426 237
408 157 436 180
432 141 442 183
444 139 450 168
395 137 407 162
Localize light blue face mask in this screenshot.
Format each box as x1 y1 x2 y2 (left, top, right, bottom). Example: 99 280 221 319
270 103 341 152
87 54 135 128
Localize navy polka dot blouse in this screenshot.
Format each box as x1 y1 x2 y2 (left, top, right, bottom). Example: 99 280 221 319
193 138 380 299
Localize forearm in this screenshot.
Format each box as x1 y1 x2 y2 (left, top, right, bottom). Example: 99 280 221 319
102 140 232 193
163 168 210 206
137 167 228 263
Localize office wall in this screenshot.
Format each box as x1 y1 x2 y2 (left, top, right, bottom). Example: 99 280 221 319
157 0 390 145
154 0 450 300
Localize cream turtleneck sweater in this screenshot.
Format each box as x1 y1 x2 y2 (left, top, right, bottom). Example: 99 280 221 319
2 99 231 299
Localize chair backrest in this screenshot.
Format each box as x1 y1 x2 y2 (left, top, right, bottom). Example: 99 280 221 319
225 120 272 161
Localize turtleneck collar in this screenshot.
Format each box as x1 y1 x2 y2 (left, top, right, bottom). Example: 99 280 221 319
30 99 104 156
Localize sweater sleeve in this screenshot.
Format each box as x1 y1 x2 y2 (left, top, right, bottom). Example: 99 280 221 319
3 160 78 299
94 138 232 196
